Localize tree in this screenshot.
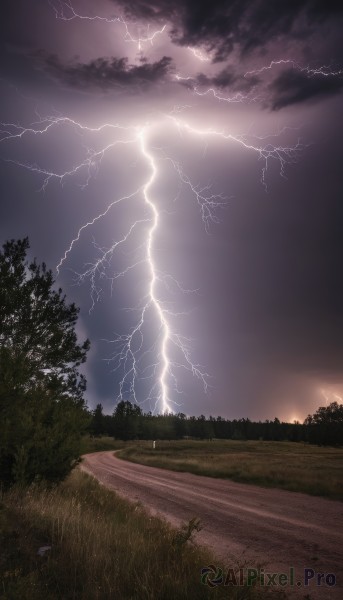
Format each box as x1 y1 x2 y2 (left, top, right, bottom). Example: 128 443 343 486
113 400 142 440
304 402 343 446
90 403 105 436
305 401 343 425
0 238 90 485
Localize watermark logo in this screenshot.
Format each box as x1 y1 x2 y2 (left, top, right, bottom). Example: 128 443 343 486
201 566 337 588
201 565 223 587
304 568 336 587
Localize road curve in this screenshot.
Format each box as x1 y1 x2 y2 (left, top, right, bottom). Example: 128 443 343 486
82 451 343 599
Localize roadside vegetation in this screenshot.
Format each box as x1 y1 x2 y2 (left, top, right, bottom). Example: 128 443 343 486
0 470 281 600
117 439 343 501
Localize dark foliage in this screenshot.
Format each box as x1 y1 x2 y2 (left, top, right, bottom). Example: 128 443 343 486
0 238 90 485
88 400 343 446
304 401 343 445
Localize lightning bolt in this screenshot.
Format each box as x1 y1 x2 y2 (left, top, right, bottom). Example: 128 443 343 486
244 59 343 78
174 75 260 104
192 88 260 104
187 47 212 63
320 388 343 407
138 130 172 412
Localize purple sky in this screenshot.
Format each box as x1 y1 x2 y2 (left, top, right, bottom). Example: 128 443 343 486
1 0 343 420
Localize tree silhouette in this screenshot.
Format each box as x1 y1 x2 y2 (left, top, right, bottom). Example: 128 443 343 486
304 401 343 445
113 400 142 440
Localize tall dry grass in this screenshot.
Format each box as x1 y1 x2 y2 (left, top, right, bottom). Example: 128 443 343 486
0 469 275 599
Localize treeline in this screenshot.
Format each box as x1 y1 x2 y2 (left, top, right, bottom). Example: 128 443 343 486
89 400 343 446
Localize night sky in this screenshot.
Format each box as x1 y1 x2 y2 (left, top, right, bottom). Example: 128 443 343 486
1 0 343 421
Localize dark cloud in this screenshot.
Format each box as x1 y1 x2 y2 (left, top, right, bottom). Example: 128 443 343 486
37 53 173 91
114 0 343 60
270 69 343 109
196 69 237 89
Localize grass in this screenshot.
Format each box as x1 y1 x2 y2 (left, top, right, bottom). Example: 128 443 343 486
79 435 126 455
117 440 343 501
0 469 280 600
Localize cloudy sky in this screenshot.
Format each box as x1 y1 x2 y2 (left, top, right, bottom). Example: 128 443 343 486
1 0 343 420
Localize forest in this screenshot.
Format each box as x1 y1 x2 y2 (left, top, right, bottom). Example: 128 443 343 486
89 399 343 446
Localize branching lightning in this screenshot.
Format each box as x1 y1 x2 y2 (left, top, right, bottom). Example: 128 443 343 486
168 116 304 189
49 0 166 51
320 388 343 407
244 59 343 78
174 74 260 104
187 47 212 62
175 57 342 109
174 76 260 104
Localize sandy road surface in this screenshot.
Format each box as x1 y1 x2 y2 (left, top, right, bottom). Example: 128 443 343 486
82 451 343 599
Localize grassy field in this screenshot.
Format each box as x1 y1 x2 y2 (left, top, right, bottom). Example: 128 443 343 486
79 435 126 454
117 440 343 501
0 469 281 600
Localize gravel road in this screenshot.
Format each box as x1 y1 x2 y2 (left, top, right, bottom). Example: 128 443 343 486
82 451 343 599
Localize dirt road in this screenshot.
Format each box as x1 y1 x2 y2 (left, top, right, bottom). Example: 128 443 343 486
82 451 343 599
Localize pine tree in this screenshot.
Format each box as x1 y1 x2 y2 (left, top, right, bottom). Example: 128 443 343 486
0 238 90 485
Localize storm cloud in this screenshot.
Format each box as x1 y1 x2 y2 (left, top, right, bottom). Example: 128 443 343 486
270 68 343 109
38 53 173 91
114 0 343 60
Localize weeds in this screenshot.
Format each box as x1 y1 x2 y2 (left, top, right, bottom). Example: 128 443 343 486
172 518 202 550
